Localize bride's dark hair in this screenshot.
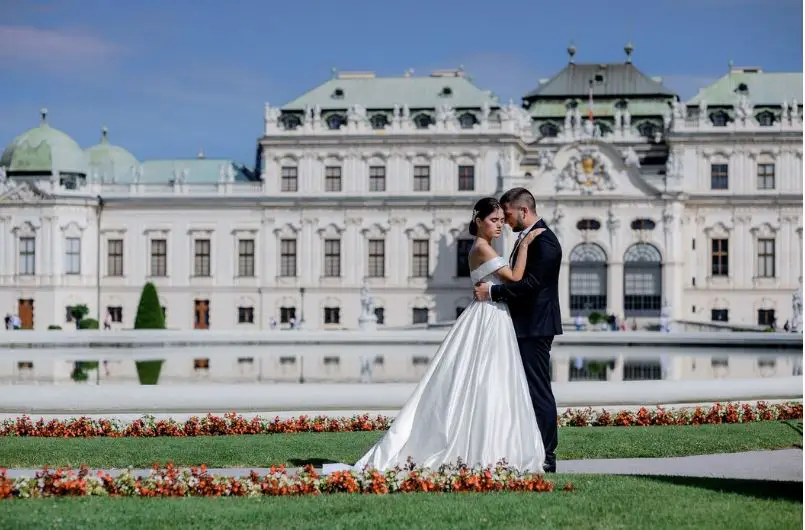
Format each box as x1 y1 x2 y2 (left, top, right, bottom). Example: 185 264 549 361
468 197 501 236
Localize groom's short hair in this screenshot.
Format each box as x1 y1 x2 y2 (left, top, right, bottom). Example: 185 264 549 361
500 187 536 213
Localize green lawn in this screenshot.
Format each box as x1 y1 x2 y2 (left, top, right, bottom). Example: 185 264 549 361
0 474 800 530
0 421 800 469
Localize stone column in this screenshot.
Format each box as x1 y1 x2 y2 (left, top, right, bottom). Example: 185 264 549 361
49 216 60 278
606 210 624 317
388 217 406 284
300 218 316 283
662 202 686 320
346 217 363 285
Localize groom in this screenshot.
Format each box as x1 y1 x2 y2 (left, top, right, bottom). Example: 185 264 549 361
473 187 563 473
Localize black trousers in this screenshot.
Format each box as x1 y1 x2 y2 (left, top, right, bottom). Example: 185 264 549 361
517 336 558 470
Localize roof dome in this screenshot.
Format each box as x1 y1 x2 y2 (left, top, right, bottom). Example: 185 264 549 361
85 127 139 182
0 109 87 175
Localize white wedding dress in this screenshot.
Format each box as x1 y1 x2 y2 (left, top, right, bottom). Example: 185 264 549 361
350 256 546 473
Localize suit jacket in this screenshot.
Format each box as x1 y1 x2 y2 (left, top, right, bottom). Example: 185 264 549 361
490 218 563 338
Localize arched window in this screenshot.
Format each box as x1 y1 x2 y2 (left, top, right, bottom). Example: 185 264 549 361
413 113 433 129
576 219 601 231
569 243 608 315
623 243 662 317
630 219 656 231
709 110 730 127
458 113 477 129
370 113 389 130
637 121 658 139
326 114 346 130
280 114 301 131
539 122 559 137
756 111 775 127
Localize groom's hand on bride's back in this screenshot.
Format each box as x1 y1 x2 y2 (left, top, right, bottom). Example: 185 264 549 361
474 282 491 301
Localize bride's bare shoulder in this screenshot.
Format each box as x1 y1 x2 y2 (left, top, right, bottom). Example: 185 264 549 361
468 239 499 269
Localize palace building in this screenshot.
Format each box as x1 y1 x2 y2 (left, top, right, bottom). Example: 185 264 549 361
0 46 801 331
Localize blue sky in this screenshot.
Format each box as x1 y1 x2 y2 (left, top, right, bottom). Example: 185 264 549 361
0 0 802 165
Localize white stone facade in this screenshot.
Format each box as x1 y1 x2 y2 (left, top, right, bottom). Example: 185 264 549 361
0 69 802 331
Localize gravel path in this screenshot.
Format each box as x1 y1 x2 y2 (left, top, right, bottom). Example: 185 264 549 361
3 449 801 482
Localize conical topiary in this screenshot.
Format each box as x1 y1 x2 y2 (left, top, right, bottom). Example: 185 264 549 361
134 282 165 329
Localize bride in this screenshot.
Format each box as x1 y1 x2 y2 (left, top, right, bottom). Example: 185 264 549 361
353 197 547 473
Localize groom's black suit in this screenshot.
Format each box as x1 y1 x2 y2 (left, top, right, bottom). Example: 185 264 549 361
490 218 562 472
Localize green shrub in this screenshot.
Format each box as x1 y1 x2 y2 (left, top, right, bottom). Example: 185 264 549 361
134 283 165 330
588 312 604 325
70 304 90 322
135 360 164 385
78 318 99 330
48 325 62 330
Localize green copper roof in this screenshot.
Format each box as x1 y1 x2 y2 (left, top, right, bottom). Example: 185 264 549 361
687 69 803 105
528 98 672 118
0 109 87 175
524 63 677 99
85 127 139 182
133 158 257 184
282 71 499 111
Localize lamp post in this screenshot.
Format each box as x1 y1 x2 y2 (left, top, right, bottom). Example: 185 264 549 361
299 287 305 329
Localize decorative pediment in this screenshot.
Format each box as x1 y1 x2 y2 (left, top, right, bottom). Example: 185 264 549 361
550 142 658 196
0 182 53 204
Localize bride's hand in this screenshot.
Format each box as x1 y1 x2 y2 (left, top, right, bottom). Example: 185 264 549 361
522 228 546 246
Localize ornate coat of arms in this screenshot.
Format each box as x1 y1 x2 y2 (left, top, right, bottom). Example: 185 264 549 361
555 148 617 194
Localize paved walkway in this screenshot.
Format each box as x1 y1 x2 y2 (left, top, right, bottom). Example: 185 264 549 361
3 449 801 482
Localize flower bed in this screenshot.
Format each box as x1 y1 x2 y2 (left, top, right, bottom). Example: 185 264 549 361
0 462 570 498
0 401 800 438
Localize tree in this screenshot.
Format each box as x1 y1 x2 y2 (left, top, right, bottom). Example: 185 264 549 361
133 282 166 385
71 304 90 325
134 282 165 329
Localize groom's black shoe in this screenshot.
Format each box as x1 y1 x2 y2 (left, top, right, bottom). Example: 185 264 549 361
543 464 556 473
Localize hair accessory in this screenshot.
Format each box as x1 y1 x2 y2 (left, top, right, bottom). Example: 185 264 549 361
472 209 479 219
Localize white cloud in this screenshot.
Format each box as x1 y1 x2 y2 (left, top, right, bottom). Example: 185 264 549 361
0 25 120 72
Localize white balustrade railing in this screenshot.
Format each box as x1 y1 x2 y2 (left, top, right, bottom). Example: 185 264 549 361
1 377 801 418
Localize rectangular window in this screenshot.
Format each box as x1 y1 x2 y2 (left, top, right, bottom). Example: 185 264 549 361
756 238 775 278
107 239 124 276
412 239 429 277
324 307 340 324
711 309 729 322
238 306 254 324
711 238 729 276
758 309 776 327
280 307 296 324
323 239 341 277
374 307 385 325
280 239 297 277
368 239 385 277
413 165 430 191
456 239 473 277
325 166 342 192
281 166 298 192
107 306 123 323
238 239 255 277
412 307 429 324
757 163 775 190
369 166 386 192
458 165 475 191
150 239 167 277
710 163 729 190
194 239 211 277
64 237 81 275
19 237 35 276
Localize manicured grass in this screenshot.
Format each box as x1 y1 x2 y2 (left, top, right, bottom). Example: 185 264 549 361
0 474 800 530
0 421 800 469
